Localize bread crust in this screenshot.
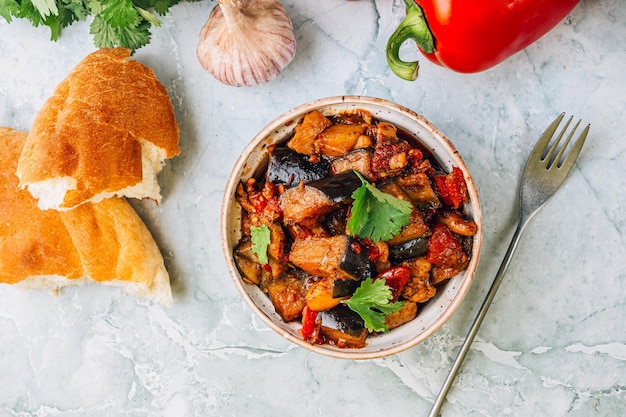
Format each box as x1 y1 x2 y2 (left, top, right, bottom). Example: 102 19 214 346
1 127 172 304
0 128 84 282
16 48 180 210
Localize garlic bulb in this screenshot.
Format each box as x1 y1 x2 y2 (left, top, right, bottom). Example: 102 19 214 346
197 0 297 87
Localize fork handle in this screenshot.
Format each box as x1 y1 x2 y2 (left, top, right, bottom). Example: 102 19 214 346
427 219 528 417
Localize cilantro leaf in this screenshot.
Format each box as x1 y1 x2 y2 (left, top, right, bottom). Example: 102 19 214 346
153 0 173 15
91 14 151 49
16 1 46 26
62 0 90 20
58 2 88 27
43 13 59 40
136 6 161 27
3 0 202 49
346 171 413 242
342 278 405 333
100 0 140 28
250 225 271 265
115 19 151 49
90 14 118 47
0 0 21 22
31 0 58 17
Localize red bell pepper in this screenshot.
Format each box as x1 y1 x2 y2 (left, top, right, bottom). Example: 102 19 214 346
433 166 467 209
373 266 411 300
426 224 464 268
299 306 320 342
386 0 580 80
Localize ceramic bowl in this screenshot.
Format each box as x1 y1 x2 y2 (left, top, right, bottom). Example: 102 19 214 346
220 96 482 359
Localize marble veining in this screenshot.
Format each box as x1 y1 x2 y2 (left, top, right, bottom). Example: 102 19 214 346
1 0 625 416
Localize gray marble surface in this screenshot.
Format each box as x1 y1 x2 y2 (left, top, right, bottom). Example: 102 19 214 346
1 0 624 416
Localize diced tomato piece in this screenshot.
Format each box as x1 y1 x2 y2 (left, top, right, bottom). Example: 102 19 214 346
408 148 424 167
299 306 320 342
426 224 464 268
264 196 282 217
433 166 467 209
249 192 267 212
374 266 411 300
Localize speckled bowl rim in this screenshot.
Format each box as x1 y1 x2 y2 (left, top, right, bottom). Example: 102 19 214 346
220 96 482 360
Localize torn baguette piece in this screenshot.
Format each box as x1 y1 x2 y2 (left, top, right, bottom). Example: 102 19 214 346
1 127 172 304
16 47 180 211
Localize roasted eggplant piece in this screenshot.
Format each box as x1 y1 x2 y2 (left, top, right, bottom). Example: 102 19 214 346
389 237 429 263
289 235 369 280
438 210 478 236
387 209 431 245
401 257 436 303
233 240 265 285
315 123 367 157
319 305 368 348
280 182 338 228
266 147 329 187
309 170 362 202
279 170 362 228
333 108 373 125
397 172 442 210
378 181 430 246
266 273 307 322
322 206 349 236
385 301 418 330
287 110 333 155
233 239 287 287
331 278 361 298
330 148 376 180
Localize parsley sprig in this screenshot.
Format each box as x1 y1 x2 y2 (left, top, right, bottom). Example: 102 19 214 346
346 171 413 242
1 0 200 49
342 278 404 333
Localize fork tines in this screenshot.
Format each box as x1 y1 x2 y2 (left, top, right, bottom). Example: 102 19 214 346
540 113 590 170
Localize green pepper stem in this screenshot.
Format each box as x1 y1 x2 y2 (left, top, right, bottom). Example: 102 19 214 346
386 0 435 81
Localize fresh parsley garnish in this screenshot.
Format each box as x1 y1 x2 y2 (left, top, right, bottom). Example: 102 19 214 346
346 171 413 242
342 277 405 333
250 224 271 265
1 0 200 49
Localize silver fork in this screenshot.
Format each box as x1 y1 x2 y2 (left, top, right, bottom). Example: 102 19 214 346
427 113 590 417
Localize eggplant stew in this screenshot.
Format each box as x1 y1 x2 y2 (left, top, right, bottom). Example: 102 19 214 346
234 108 477 349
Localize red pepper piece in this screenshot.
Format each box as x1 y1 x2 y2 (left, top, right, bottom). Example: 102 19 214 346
299 306 320 342
248 191 267 212
374 266 411 300
433 166 467 209
426 224 463 268
387 0 580 80
359 238 383 261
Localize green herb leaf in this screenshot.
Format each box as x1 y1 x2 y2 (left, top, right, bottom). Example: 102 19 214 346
342 277 405 333
3 0 202 49
58 1 88 27
100 0 139 28
153 0 174 15
31 0 58 18
250 225 271 265
346 171 413 242
136 7 161 27
91 14 151 49
0 0 20 23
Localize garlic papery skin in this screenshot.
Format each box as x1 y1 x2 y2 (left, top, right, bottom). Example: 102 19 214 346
197 0 297 87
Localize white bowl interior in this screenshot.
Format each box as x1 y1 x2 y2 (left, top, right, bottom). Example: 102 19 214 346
221 96 482 360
